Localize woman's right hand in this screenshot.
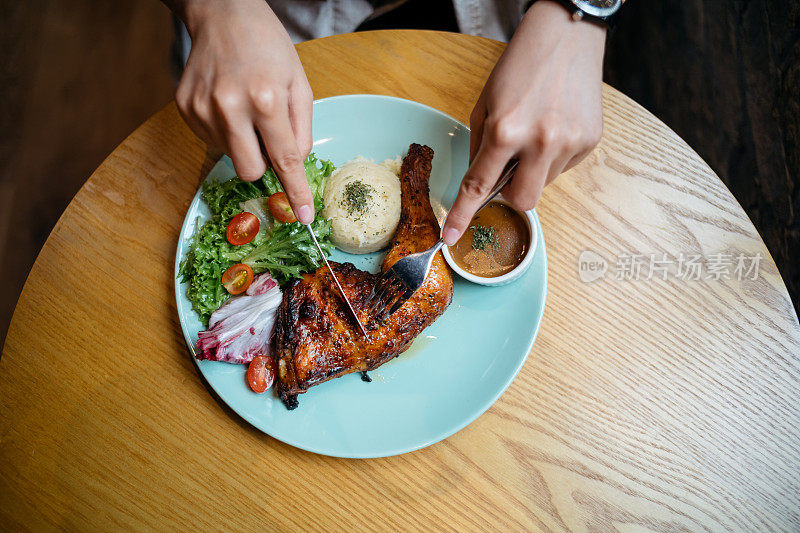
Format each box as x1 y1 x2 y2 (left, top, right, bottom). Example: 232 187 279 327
174 0 315 224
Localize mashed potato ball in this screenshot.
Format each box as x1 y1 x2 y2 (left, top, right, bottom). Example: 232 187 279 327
323 156 401 254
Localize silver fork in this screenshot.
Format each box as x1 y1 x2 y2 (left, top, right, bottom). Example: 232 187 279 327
366 159 519 321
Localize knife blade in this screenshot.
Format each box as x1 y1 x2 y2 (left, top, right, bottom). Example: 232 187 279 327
255 136 369 339
304 223 370 339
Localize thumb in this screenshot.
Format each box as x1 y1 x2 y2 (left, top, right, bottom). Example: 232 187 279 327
442 146 510 246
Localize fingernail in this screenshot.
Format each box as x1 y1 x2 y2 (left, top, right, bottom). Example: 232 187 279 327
443 227 460 246
297 204 314 225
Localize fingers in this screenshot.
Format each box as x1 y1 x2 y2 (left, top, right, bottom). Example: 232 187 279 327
289 82 313 159
501 130 587 212
177 74 315 224
442 119 581 247
469 96 487 164
561 138 598 175
176 102 216 147
223 123 268 182
501 154 550 212
441 142 513 246
173 8 315 223
178 77 269 182
212 85 268 182
255 107 315 224
545 148 576 187
176 78 224 149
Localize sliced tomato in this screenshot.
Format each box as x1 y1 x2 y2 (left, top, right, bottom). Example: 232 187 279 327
247 355 276 393
268 192 297 223
221 263 254 295
226 212 260 245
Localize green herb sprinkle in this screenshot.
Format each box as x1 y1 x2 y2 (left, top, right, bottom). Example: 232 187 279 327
342 180 373 216
470 225 499 252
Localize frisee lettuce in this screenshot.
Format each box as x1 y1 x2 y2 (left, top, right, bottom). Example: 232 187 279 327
179 154 335 326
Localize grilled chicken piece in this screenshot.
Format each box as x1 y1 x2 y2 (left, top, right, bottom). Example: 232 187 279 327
273 143 453 409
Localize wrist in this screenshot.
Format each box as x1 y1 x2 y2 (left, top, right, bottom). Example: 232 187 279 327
178 0 268 38
173 0 217 37
524 0 607 43
519 0 606 59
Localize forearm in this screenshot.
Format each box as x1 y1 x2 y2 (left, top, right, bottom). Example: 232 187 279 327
160 0 270 35
515 1 607 69
442 0 608 243
166 0 315 222
159 0 200 23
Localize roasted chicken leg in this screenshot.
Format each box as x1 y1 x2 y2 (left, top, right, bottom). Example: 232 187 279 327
273 143 453 409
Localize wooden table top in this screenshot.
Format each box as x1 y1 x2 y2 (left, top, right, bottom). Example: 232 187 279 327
2 30 799 531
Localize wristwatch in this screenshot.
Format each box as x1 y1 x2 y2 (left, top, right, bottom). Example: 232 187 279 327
527 0 625 29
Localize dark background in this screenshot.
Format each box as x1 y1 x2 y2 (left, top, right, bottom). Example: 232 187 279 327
0 0 797 348
605 0 799 316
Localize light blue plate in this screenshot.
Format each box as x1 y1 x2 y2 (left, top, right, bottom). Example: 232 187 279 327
174 95 547 458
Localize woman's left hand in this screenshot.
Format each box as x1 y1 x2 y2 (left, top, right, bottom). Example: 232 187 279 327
442 0 607 245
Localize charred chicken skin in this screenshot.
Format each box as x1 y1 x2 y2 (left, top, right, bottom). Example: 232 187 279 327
273 143 453 409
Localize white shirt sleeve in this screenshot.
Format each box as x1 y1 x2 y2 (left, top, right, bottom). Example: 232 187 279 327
451 0 528 41
176 0 527 58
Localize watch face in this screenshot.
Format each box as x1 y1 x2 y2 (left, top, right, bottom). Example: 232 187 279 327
574 0 622 18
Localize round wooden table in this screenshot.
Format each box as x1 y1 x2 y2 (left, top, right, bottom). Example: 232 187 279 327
2 31 799 531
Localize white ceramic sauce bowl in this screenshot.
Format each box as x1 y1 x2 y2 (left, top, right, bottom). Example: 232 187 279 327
441 198 538 286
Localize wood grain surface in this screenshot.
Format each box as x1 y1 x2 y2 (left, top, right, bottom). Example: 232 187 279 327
0 0 174 347
1 31 799 532
604 0 800 314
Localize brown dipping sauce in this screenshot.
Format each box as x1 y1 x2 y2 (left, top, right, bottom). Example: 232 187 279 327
449 201 529 278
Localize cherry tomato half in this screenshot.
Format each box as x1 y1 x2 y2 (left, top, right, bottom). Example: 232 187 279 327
268 192 297 223
226 212 260 245
221 263 254 295
247 355 276 393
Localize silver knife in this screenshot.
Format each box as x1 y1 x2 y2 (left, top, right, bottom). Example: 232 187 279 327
256 137 369 339
304 223 370 339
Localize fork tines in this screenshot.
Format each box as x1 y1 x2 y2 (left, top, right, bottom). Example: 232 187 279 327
367 272 409 320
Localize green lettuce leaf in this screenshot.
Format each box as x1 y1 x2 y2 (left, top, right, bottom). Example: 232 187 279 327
179 154 334 326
